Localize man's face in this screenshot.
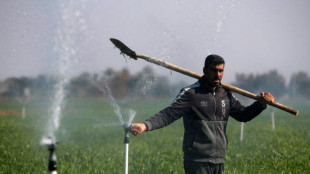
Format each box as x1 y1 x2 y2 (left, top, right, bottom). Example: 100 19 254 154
203 63 224 88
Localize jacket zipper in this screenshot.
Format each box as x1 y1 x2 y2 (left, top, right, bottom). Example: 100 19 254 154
214 90 224 133
213 91 216 121
213 90 219 159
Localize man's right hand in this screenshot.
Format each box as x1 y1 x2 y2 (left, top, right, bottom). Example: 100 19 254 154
130 123 147 136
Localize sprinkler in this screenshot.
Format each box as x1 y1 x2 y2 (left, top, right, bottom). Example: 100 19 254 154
41 136 58 174
123 123 132 174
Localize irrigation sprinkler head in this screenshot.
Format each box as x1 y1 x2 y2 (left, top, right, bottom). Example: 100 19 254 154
123 123 132 145
41 136 57 145
41 136 59 148
110 38 137 60
41 136 58 174
123 123 133 133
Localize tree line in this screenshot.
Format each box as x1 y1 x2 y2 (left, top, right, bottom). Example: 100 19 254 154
0 66 185 100
233 70 310 99
0 67 309 100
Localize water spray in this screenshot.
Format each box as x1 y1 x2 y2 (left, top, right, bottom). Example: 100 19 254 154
41 136 58 174
16 87 31 119
271 108 275 130
240 122 244 142
123 123 132 174
100 79 136 173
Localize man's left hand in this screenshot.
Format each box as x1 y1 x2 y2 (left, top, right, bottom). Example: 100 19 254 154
260 92 275 104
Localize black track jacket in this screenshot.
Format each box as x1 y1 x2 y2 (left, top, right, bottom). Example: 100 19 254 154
144 76 266 163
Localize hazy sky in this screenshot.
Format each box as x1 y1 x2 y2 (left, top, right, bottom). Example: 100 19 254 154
1 0 309 84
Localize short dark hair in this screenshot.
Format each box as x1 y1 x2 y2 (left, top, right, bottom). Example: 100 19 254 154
204 54 225 68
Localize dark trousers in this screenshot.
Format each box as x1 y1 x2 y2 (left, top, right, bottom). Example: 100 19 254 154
184 160 224 174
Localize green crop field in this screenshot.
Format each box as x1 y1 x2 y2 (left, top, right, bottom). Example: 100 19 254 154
0 97 309 174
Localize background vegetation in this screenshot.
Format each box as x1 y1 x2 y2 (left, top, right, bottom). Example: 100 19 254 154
0 96 309 173
1 66 310 100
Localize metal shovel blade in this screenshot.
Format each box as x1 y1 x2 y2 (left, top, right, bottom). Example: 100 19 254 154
110 38 137 60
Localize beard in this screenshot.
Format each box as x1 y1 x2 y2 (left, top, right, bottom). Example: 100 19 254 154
207 77 221 88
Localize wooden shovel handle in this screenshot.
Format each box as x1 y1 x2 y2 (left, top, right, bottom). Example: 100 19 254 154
110 38 299 116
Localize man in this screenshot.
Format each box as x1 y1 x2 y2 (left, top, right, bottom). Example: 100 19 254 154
130 55 274 174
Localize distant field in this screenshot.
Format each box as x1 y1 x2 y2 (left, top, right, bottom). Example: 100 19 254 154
0 97 309 173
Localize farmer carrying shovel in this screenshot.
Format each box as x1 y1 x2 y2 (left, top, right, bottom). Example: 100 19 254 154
131 55 274 174
110 38 297 174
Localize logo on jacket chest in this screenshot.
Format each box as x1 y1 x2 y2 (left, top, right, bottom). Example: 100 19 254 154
200 101 208 106
221 99 229 119
222 100 226 107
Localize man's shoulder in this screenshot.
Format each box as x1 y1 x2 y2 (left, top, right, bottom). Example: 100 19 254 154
222 89 238 100
181 81 201 92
